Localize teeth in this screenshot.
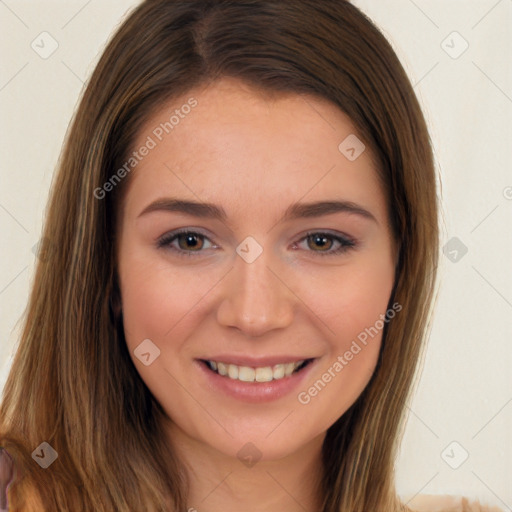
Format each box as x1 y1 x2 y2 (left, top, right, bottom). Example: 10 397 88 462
217 362 228 376
273 364 285 379
238 366 255 382
284 362 295 376
206 359 307 382
228 364 239 379
255 367 273 382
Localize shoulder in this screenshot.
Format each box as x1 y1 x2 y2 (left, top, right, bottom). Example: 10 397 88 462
406 494 505 512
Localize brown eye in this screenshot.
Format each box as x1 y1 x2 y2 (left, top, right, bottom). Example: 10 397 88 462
157 229 214 257
307 233 334 252
176 232 205 251
295 232 356 257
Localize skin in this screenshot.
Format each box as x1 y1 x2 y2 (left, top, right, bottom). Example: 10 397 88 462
116 77 397 511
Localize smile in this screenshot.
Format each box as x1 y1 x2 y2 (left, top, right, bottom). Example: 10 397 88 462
204 359 313 382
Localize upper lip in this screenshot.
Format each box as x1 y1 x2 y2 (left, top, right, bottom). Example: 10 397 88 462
198 355 315 367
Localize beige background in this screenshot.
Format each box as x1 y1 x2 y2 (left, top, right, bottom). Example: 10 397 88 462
0 1 511 509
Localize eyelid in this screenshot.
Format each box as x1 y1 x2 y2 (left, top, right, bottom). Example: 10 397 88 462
156 227 216 252
293 230 356 257
156 228 357 257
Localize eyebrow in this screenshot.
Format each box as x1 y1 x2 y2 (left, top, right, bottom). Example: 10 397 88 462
137 198 378 224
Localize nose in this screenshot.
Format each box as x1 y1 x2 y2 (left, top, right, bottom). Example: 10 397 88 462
216 245 295 337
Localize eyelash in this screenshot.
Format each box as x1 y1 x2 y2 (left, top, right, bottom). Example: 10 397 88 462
156 228 356 258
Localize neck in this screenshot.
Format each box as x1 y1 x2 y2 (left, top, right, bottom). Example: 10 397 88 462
165 423 325 512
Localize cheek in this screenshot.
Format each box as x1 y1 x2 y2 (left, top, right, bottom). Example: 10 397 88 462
293 250 395 415
118 255 207 410
120 263 172 346
118 250 212 346
300 247 395 349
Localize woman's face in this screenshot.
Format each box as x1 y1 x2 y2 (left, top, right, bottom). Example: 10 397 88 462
116 77 397 462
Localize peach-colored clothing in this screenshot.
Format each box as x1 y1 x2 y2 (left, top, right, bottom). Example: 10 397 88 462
408 494 505 512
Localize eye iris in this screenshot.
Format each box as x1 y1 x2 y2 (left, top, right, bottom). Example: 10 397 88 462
309 234 332 251
178 233 203 251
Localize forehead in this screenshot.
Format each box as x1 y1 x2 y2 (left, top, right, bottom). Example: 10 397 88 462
121 78 387 226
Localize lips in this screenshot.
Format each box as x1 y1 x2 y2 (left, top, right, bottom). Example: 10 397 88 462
203 358 312 382
194 352 318 402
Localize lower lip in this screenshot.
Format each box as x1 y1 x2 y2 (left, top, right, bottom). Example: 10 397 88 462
195 359 317 403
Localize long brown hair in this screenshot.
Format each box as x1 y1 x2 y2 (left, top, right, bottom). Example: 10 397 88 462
0 1 439 510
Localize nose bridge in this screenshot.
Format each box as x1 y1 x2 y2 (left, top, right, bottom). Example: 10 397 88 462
216 239 294 335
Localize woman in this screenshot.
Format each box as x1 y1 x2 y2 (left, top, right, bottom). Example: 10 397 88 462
0 1 502 511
